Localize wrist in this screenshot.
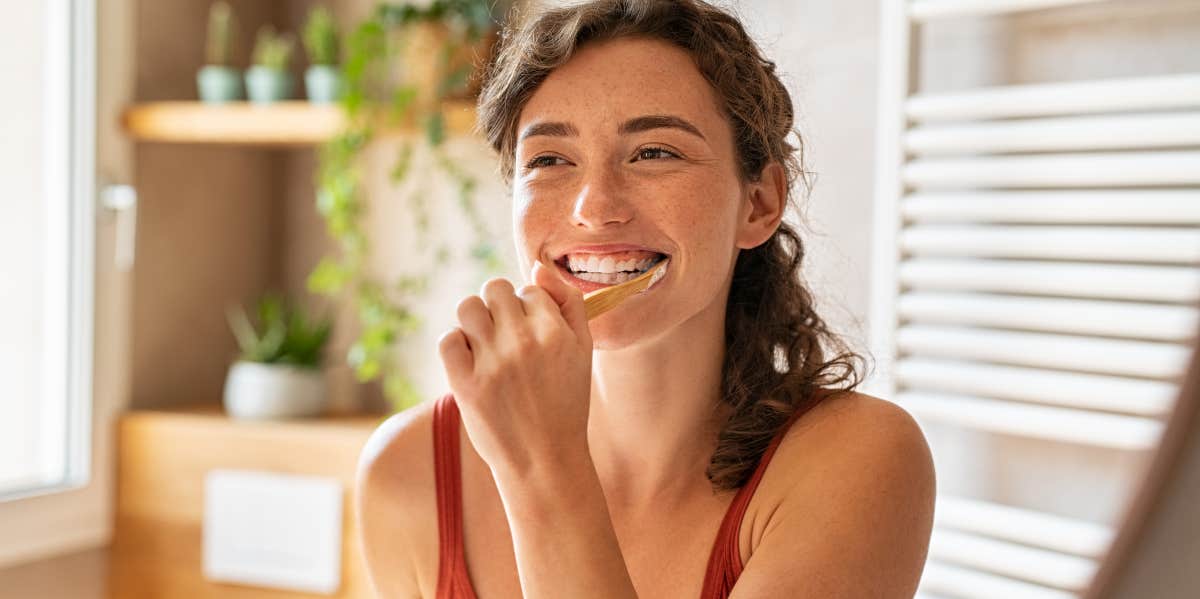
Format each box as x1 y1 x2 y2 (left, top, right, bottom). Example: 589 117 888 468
492 445 599 508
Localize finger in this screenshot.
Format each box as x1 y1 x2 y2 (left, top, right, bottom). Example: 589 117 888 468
456 295 493 347
516 284 563 331
437 327 474 386
531 260 590 341
480 278 525 330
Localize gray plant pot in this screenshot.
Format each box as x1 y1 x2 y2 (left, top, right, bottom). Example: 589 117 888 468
197 65 243 104
244 66 293 104
305 65 343 104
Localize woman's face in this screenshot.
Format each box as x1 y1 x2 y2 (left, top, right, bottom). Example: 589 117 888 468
512 36 762 350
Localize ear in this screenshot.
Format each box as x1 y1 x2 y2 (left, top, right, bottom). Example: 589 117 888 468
735 161 787 250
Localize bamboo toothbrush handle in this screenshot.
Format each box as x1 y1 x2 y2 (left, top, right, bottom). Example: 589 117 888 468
582 259 669 321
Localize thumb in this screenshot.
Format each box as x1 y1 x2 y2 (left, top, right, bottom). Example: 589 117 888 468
532 260 591 339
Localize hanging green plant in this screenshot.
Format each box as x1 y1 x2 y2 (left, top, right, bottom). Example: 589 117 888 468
307 1 509 413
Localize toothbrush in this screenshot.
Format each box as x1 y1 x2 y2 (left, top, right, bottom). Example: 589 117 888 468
582 257 670 321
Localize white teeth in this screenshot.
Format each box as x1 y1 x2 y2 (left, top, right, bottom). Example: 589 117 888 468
565 253 664 274
573 271 642 284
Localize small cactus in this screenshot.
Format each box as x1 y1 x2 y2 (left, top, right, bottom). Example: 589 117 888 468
252 25 295 70
205 1 235 66
303 7 340 66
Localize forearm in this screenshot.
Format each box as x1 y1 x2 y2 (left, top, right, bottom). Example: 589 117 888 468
492 450 639 599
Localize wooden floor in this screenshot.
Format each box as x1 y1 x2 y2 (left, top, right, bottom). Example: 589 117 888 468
0 547 109 599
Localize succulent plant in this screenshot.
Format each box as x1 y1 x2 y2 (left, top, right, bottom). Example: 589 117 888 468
303 7 341 66
226 293 333 369
205 1 236 66
252 25 295 70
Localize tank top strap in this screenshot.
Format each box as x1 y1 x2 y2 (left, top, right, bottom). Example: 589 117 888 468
432 393 479 599
698 407 806 598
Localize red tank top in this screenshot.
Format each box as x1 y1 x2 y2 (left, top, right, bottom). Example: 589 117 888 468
432 393 801 598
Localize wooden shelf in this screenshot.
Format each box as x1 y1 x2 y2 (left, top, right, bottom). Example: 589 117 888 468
109 404 387 598
122 100 479 146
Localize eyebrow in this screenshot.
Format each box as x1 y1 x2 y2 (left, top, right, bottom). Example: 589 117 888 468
517 114 707 143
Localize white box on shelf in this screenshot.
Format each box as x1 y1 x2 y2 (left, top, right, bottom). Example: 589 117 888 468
203 468 343 595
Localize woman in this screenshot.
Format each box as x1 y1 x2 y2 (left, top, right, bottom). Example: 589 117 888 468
356 1 935 597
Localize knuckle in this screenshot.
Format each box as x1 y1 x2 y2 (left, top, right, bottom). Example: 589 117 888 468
456 295 483 319
510 328 536 351
517 284 543 298
480 277 514 297
437 327 461 348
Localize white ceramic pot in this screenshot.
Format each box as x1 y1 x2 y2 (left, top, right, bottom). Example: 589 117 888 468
223 360 328 419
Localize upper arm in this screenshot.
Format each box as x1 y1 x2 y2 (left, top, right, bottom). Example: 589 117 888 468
355 408 432 599
729 395 937 599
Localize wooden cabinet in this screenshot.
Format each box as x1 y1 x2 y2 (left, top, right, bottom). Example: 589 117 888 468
108 406 384 598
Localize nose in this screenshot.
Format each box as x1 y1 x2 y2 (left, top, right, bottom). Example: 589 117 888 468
571 166 633 229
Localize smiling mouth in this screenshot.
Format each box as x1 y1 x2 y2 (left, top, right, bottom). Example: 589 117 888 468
554 252 670 286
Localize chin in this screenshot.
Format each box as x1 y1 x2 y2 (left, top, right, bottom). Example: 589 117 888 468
587 308 677 351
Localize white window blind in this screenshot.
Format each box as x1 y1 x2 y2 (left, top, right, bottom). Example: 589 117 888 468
872 1 1200 597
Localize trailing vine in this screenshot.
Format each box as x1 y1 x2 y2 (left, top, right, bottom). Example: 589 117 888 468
307 1 507 413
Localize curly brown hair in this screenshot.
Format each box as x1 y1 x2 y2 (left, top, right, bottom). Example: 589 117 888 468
475 0 870 492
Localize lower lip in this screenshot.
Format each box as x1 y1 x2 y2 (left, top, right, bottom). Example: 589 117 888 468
554 259 669 295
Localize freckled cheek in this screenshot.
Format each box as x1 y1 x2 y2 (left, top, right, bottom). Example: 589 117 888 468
512 193 557 264
671 199 740 275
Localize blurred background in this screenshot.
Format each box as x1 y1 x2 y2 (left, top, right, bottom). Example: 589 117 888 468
1 0 1198 597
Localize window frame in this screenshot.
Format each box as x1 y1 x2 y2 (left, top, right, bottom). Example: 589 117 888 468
0 0 102 569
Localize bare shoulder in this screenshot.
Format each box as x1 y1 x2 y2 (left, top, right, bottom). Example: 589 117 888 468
731 390 936 597
729 391 936 597
357 398 438 495
778 388 935 480
355 399 441 599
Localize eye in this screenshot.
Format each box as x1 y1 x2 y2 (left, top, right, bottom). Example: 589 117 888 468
633 146 680 162
524 155 567 170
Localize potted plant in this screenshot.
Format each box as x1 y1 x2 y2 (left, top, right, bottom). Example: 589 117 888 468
196 1 242 103
245 25 295 104
303 7 343 103
223 293 334 419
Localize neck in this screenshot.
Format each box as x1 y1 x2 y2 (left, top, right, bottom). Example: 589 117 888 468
587 289 733 513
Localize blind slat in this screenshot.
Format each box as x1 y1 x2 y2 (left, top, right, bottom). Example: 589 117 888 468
897 391 1163 449
901 226 1200 264
897 325 1189 379
910 0 1109 21
897 357 1177 416
902 190 1200 224
935 495 1113 558
920 561 1077 599
906 112 1200 155
906 73 1200 122
898 292 1199 342
903 151 1200 188
900 259 1200 303
929 529 1096 590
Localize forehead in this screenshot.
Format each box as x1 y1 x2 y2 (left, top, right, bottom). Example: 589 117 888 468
516 36 728 138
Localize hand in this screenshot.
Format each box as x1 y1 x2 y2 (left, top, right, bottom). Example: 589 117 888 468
437 260 594 479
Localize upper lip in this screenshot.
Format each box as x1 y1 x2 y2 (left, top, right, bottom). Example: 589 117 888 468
552 243 671 263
